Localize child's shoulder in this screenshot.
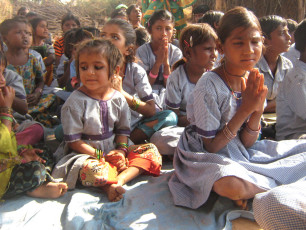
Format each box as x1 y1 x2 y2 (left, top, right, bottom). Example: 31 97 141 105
279 55 293 70
136 43 151 55
196 71 222 90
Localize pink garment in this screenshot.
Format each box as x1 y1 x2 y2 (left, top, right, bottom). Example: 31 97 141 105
16 124 44 146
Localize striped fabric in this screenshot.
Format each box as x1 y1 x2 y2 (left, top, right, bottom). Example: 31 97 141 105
53 36 64 57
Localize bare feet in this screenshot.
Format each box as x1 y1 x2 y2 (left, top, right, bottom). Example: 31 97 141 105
27 182 68 199
104 184 126 202
233 199 248 210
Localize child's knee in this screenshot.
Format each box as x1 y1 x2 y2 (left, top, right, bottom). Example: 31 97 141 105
213 176 247 200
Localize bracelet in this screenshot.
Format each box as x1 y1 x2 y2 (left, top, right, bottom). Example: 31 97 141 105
245 123 261 136
116 143 128 156
0 113 13 118
131 96 140 111
0 107 13 115
223 123 237 141
163 74 170 79
95 149 104 161
149 71 158 79
0 116 13 123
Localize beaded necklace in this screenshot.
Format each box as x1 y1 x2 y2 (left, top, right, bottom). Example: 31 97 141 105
222 64 245 100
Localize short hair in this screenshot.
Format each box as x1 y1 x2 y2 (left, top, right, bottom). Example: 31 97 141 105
198 10 224 30
146 10 175 33
61 13 80 27
259 15 287 39
294 19 306 53
0 17 31 36
0 51 7 68
111 9 128 20
126 4 140 16
30 17 47 33
17 7 29 16
286 19 298 33
135 27 150 47
25 12 38 19
75 39 123 80
192 4 210 15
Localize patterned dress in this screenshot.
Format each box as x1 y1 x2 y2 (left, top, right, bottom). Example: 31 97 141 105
168 71 306 209
7 53 56 127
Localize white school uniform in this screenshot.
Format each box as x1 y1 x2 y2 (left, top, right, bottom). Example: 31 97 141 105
276 59 306 140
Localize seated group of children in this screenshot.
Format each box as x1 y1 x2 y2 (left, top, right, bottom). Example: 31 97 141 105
0 5 305 229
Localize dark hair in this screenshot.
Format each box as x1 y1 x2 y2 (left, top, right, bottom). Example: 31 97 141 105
173 23 217 70
135 27 150 47
294 19 306 53
126 4 140 16
25 12 38 20
63 27 94 59
198 10 224 30
82 27 100 37
61 13 80 27
218 7 261 44
17 7 29 16
259 15 287 39
146 10 175 33
0 51 7 68
111 9 128 20
192 4 210 15
30 17 47 34
0 17 31 36
75 39 123 79
104 19 136 63
286 19 298 33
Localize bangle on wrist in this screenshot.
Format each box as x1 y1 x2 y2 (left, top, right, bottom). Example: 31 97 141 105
149 71 158 79
131 96 140 111
0 116 13 123
95 149 104 161
245 122 261 136
223 123 237 141
0 107 13 115
163 74 170 79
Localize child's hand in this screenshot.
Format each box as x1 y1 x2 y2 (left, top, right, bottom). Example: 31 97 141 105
20 148 46 164
112 75 123 93
0 86 15 108
241 69 268 114
105 150 128 172
155 36 168 65
26 92 40 106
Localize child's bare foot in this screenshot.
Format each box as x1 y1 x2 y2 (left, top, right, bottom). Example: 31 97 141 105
105 184 126 202
233 199 248 210
27 182 68 199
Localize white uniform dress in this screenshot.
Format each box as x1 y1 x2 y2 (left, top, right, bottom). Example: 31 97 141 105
136 42 183 107
168 71 306 209
52 89 131 189
151 65 195 155
276 59 306 140
256 55 292 101
122 62 154 130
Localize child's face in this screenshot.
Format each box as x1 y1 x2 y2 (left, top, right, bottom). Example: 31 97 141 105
101 24 128 57
35 20 49 39
129 7 142 22
222 26 263 72
4 23 32 49
190 38 217 70
150 19 174 44
0 64 6 88
79 51 111 92
265 24 291 54
62 20 79 33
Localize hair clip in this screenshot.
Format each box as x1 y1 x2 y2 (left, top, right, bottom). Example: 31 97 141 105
183 40 190 47
190 36 193 47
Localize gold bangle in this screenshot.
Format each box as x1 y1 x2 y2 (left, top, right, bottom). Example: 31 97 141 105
223 123 237 141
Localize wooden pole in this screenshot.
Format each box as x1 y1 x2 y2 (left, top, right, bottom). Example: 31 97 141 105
297 0 306 22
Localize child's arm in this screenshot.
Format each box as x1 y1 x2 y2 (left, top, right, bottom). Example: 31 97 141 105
68 140 97 157
112 75 156 118
162 43 170 88
44 53 55 66
12 97 28 115
202 70 267 152
0 86 15 132
26 77 44 106
57 59 72 88
264 99 276 113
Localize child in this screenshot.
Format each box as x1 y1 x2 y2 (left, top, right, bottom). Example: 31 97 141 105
256 15 292 113
111 8 128 21
30 17 55 86
150 23 218 155
136 9 182 105
0 81 67 200
52 39 162 202
0 17 57 127
101 19 177 144
135 27 150 51
126 4 143 29
53 13 80 66
192 4 210 23
276 19 306 140
282 19 300 64
198 10 224 31
168 7 306 212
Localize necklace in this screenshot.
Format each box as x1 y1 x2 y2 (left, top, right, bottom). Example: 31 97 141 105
223 63 246 78
222 64 243 100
